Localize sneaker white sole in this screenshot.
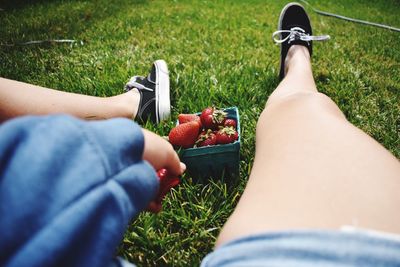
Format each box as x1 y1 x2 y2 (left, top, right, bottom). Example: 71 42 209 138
154 59 170 123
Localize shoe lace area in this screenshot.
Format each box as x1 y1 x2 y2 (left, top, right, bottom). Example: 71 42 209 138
125 76 154 92
272 27 330 44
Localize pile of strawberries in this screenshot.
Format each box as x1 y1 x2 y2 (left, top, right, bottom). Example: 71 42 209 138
168 107 238 148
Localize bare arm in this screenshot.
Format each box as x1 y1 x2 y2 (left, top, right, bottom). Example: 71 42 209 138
0 77 139 122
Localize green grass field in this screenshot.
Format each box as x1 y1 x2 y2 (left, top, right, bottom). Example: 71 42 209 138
1 0 399 266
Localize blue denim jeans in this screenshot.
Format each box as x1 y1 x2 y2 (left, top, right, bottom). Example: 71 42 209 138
0 115 158 267
201 228 400 266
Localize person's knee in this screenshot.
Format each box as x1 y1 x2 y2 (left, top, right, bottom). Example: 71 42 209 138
259 92 346 127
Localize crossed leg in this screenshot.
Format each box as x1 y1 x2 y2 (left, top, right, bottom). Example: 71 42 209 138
216 45 400 246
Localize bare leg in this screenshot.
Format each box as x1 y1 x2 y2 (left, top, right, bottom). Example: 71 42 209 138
0 78 140 122
216 45 400 247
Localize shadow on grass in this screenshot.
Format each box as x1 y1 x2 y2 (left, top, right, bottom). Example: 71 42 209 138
0 0 147 10
1 0 56 10
0 0 148 41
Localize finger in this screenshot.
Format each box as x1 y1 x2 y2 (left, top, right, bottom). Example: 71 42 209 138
142 129 186 177
180 162 186 173
141 129 165 168
142 129 183 174
165 148 184 177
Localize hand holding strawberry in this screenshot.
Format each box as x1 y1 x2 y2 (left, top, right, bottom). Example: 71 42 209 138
147 168 181 213
142 128 185 177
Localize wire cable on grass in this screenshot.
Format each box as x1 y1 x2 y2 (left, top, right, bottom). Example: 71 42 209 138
1 39 79 47
299 0 400 33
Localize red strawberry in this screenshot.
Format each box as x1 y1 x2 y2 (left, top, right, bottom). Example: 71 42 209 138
196 129 217 147
156 168 180 202
148 168 180 213
157 168 169 180
223 118 237 129
200 107 227 130
169 121 200 148
216 126 238 144
178 114 201 127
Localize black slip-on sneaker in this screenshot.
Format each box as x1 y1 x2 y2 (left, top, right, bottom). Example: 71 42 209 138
125 60 170 123
272 2 330 80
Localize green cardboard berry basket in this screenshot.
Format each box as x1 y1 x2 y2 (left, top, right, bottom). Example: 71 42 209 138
180 107 240 179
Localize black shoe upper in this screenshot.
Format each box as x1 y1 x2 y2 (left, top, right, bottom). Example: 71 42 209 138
133 76 157 123
125 63 158 123
278 3 313 80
